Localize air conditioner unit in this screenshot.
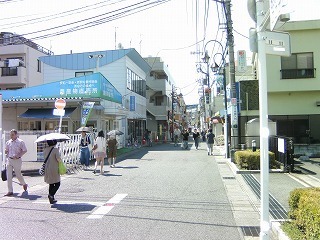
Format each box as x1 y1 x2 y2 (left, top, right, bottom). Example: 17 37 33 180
316 101 320 106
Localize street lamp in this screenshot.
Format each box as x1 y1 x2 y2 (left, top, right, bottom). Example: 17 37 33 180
201 50 212 129
211 54 229 158
88 54 104 72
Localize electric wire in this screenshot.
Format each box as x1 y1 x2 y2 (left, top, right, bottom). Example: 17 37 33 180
0 0 171 42
233 29 249 39
0 0 124 29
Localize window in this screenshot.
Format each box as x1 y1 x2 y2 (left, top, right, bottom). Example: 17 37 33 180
126 68 146 97
37 59 41 72
281 52 315 79
155 96 163 106
75 71 93 77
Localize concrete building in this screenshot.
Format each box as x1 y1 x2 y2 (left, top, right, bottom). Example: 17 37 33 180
0 34 150 147
144 57 175 141
0 32 53 90
212 19 320 153
39 48 150 145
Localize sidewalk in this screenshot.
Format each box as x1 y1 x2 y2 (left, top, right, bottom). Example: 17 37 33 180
211 145 320 239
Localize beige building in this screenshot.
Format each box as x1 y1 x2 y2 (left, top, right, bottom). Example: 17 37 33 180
237 20 320 146
0 32 53 90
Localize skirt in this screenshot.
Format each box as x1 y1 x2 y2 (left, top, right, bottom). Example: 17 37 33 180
94 151 106 159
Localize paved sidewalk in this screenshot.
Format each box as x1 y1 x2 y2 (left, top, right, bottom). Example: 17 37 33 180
211 145 320 240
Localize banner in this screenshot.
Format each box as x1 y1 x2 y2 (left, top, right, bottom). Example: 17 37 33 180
130 96 136 111
81 102 95 126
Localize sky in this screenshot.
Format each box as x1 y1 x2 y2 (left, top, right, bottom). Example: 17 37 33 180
0 0 319 105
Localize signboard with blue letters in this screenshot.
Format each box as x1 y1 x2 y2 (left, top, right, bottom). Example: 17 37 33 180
0 72 122 104
130 96 136 111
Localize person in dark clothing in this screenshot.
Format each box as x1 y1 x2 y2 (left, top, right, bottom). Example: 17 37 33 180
201 129 206 142
181 129 189 150
192 129 200 150
206 129 215 155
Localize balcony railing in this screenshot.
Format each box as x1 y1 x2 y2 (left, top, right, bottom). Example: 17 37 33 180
280 68 316 79
0 67 27 85
1 67 17 76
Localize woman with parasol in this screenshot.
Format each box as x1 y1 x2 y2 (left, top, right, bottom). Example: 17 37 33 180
35 132 70 204
44 139 62 204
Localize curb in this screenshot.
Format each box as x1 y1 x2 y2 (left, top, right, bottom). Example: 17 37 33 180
270 220 291 240
224 158 292 240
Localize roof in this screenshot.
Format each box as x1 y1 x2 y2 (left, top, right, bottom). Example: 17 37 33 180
0 72 122 103
39 48 151 73
19 107 76 119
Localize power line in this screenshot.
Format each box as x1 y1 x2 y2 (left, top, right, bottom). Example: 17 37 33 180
0 0 172 42
0 0 123 29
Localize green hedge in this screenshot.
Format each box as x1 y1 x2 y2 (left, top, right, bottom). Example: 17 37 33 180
284 188 320 240
234 149 280 170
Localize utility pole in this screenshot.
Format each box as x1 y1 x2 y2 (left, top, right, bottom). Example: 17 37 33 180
171 84 175 142
256 1 269 239
225 0 238 154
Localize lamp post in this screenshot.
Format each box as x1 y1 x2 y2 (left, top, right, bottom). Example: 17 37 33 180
88 54 104 73
202 51 211 129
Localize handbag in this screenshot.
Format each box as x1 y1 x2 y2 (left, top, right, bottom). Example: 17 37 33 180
58 161 67 175
1 166 7 181
39 147 55 176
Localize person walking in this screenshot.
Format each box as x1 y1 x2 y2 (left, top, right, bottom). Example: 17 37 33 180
107 135 118 168
206 129 215 155
181 129 189 150
201 129 206 142
79 130 91 169
144 129 152 147
173 126 181 147
4 129 28 196
192 129 200 150
44 140 62 204
93 130 107 175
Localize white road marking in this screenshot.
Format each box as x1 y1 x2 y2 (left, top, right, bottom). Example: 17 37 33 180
87 193 128 219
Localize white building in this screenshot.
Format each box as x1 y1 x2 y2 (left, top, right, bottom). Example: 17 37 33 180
39 48 150 144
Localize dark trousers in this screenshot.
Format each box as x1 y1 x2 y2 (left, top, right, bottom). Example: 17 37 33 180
49 182 60 197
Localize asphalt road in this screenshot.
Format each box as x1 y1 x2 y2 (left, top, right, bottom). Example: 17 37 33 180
0 143 243 240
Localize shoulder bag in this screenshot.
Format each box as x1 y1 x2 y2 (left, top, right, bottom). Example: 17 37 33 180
1 165 7 181
39 147 55 176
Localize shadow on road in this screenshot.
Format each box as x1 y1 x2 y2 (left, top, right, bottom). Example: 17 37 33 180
52 203 96 213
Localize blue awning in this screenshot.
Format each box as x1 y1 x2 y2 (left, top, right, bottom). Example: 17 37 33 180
18 108 76 119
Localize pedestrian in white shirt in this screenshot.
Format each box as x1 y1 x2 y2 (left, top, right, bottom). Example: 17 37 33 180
93 130 107 175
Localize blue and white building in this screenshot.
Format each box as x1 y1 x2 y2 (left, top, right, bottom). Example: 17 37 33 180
39 48 151 143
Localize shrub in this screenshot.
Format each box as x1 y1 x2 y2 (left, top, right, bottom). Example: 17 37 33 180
234 149 279 170
284 188 320 240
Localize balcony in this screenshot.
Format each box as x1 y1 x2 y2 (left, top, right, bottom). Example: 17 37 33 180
147 104 170 121
280 68 316 79
0 67 27 86
147 78 171 94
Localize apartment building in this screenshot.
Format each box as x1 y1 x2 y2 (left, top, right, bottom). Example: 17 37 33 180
0 32 53 90
144 57 187 141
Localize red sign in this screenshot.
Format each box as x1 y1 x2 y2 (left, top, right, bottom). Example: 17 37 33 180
55 98 66 110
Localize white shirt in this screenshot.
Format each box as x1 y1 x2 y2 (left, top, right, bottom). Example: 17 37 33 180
173 129 181 136
95 137 106 152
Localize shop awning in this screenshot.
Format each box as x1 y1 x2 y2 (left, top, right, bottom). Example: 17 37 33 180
18 107 76 119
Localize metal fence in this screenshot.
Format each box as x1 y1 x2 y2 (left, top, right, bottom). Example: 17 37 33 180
2 131 97 173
